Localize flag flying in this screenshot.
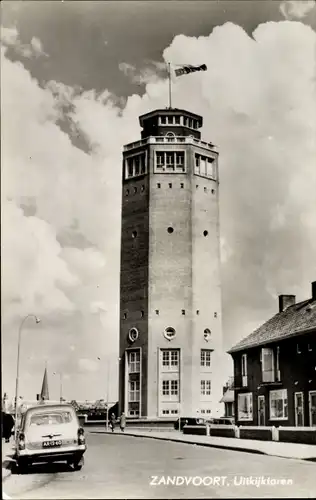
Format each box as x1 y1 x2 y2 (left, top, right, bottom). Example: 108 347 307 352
174 64 207 77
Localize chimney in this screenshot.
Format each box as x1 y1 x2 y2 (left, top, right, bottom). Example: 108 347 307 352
279 294 296 312
312 281 316 300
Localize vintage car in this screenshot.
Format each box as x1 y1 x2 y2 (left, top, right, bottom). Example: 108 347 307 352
174 417 206 431
15 404 86 472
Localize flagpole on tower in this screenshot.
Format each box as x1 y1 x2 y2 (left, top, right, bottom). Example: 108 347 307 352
168 62 172 109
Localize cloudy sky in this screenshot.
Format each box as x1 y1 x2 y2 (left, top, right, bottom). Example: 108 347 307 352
1 0 316 402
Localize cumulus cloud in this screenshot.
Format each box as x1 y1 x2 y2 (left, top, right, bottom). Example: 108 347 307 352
119 61 161 85
2 20 316 399
280 0 316 19
1 26 48 57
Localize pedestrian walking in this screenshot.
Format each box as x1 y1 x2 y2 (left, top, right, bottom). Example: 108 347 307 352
110 413 116 433
2 411 15 443
119 412 126 432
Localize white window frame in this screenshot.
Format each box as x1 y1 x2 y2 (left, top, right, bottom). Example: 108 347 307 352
269 389 288 420
154 151 186 173
309 391 316 427
201 379 211 396
161 379 179 400
128 380 140 402
194 153 216 179
161 349 179 372
294 392 304 427
241 354 248 387
261 347 275 383
200 349 212 368
128 350 140 374
258 395 265 426
238 392 253 421
124 151 147 180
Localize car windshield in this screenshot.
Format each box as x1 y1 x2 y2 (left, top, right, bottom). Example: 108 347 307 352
30 411 73 426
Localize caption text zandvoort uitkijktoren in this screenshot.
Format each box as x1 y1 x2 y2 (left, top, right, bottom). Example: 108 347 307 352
150 476 293 488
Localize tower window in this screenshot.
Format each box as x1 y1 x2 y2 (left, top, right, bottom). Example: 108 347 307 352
204 329 211 341
155 309 159 315
160 116 167 124
180 183 184 189
167 116 173 124
157 183 161 188
167 227 174 234
161 349 179 368
156 152 164 168
134 157 140 176
203 230 208 237
128 328 139 343
128 380 140 402
201 380 211 396
166 132 176 142
195 154 215 179
134 187 137 194
123 312 127 320
214 312 217 318
211 189 215 194
140 310 144 318
128 350 140 373
169 183 172 189
201 349 212 367
132 231 138 238
155 152 186 173
162 380 179 397
164 327 176 341
128 162 133 178
141 185 145 192
125 153 147 179
196 310 200 315
204 187 207 193
125 189 129 196
182 309 186 315
196 185 199 189
175 116 180 125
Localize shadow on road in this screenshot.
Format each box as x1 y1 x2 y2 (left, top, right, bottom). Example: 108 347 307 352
12 461 73 476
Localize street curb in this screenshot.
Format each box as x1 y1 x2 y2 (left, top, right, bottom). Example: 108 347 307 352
90 431 316 461
90 431 267 456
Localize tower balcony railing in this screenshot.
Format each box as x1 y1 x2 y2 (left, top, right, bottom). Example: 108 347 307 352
123 136 217 152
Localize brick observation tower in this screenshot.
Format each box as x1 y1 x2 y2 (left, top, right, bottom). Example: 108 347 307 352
119 108 223 419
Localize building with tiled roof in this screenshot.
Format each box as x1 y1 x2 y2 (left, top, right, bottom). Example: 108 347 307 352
228 282 316 427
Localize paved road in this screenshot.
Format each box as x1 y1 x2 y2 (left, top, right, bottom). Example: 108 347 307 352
3 431 316 499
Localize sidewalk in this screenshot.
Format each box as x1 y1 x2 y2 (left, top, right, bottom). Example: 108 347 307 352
93 429 316 461
2 440 16 482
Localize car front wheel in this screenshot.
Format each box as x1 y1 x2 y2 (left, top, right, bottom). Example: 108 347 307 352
69 455 84 471
17 458 29 474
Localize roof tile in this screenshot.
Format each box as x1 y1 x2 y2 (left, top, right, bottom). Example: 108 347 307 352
228 299 316 353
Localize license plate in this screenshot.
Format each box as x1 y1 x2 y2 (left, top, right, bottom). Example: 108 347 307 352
42 440 62 448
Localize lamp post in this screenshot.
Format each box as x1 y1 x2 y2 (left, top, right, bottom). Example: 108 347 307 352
97 356 121 432
14 314 41 432
53 372 63 402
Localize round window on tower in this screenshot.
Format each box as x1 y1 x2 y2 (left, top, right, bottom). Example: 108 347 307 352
164 327 176 341
128 328 139 343
204 329 211 342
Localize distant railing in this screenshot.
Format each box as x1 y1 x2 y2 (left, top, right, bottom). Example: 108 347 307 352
123 136 217 152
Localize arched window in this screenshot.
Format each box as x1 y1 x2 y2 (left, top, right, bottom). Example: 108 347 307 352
204 329 211 342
